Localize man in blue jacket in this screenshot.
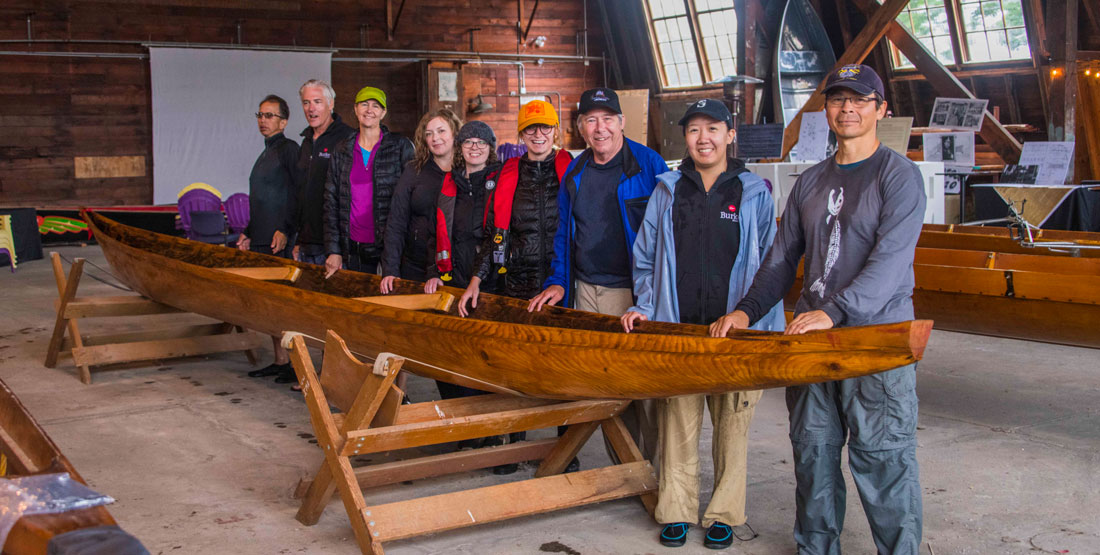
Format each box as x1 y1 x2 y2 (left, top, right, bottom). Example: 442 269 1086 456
528 87 669 461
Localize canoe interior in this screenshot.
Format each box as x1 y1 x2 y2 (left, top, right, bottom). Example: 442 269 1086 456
84 210 781 341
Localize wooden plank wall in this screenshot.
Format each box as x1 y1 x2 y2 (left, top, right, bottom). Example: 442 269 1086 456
0 0 604 207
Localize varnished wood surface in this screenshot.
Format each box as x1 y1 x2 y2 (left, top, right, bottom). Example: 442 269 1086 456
0 379 119 555
86 211 930 400
787 246 1100 348
918 226 1100 258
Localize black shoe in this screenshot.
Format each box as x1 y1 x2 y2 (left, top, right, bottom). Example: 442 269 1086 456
704 522 733 550
273 368 297 384
564 457 580 473
248 363 289 378
659 522 690 547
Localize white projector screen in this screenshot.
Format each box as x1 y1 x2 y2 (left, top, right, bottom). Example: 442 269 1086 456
150 47 332 205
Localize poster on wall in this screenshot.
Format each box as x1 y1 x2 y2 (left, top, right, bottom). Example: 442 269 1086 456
929 98 988 131
876 116 913 155
1016 141 1075 185
923 132 974 194
790 111 829 162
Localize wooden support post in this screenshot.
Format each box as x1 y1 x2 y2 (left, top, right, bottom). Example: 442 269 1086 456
286 330 656 554
850 0 1024 164
1046 0 1079 182
43 252 262 383
780 0 911 159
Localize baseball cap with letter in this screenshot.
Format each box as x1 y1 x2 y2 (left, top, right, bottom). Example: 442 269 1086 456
822 64 885 98
678 98 733 128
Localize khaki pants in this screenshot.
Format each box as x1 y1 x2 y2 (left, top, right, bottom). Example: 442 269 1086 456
573 280 659 463
655 389 762 527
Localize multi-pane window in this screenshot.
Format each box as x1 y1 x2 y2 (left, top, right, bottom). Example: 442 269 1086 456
957 0 1030 62
695 0 739 83
648 0 703 88
644 0 738 89
889 0 1031 69
893 0 956 67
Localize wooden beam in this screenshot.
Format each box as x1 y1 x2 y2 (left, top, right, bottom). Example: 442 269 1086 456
522 0 540 43
781 0 911 159
851 0 1024 163
833 0 853 47
1046 0 1079 177
364 461 657 542
386 0 408 41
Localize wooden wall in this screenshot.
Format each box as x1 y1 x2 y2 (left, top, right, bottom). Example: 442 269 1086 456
0 0 604 207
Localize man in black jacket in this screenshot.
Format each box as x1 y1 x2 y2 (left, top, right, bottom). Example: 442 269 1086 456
292 79 355 267
239 94 300 380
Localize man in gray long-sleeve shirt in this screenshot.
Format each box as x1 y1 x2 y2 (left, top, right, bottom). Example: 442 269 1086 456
711 65 926 554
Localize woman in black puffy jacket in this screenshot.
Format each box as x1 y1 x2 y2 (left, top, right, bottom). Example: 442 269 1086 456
322 86 414 276
457 100 573 315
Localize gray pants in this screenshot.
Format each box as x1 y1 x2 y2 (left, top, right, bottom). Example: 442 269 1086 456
786 364 922 555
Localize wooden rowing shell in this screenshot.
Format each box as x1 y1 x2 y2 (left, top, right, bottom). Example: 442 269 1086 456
788 247 1100 348
85 211 930 400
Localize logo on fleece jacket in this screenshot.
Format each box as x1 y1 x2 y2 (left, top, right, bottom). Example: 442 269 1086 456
719 203 739 222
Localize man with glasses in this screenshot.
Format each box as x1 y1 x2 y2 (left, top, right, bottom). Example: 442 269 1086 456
238 94 299 379
528 88 669 462
711 64 926 554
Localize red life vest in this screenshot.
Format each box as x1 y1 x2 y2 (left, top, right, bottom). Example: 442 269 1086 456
487 149 572 274
434 168 499 281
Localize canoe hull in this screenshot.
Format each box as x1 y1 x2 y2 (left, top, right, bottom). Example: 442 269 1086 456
87 212 929 400
0 379 119 555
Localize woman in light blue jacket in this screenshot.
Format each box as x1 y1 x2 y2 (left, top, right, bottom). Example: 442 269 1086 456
621 99 783 550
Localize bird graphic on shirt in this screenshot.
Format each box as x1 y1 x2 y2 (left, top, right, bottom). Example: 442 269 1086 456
810 187 844 297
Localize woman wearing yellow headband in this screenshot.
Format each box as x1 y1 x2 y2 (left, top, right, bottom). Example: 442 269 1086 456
322 86 414 277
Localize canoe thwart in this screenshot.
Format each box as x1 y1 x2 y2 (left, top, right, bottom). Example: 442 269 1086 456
215 266 302 282
353 292 456 312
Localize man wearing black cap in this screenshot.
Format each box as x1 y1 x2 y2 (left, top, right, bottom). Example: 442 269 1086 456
711 64 927 554
528 87 669 462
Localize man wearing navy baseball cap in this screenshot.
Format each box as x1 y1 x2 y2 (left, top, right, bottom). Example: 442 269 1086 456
528 87 668 463
714 63 927 554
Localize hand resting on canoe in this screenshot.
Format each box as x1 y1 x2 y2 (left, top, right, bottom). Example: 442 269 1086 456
457 277 483 317
621 311 647 333
527 285 565 312
708 309 835 337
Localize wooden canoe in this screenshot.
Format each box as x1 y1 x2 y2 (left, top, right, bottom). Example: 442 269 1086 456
918 224 1100 258
84 211 930 400
788 247 1100 348
0 379 124 554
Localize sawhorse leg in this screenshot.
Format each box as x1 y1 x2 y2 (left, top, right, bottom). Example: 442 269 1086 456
44 253 91 383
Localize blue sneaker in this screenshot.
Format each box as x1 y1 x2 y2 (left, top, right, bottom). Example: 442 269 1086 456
659 522 690 547
704 522 733 549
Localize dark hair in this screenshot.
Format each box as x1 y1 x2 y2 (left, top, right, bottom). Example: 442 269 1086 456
260 94 290 119
412 108 463 171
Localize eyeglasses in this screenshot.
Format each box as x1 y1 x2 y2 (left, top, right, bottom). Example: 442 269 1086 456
255 112 285 120
462 139 490 150
825 96 878 108
522 124 554 136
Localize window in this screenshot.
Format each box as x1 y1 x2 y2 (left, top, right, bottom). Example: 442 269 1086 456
888 0 1031 69
956 0 1030 62
893 0 956 68
644 0 739 89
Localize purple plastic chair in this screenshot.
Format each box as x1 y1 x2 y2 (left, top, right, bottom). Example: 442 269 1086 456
177 189 222 235
224 193 250 235
496 142 528 163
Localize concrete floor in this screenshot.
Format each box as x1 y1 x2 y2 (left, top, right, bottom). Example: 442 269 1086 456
1 244 1098 555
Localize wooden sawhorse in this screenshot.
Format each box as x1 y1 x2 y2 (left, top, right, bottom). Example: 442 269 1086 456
43 252 266 383
285 330 657 555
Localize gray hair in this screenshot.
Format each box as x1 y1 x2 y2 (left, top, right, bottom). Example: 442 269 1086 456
299 79 335 105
